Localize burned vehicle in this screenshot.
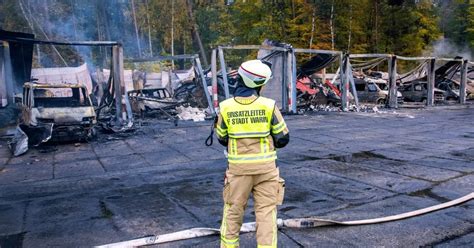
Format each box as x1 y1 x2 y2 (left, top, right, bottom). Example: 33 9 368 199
296 76 341 107
126 66 210 112
399 81 446 103
128 88 180 112
295 53 343 108
368 71 388 79
20 82 96 141
355 77 403 105
398 57 474 103
437 78 462 101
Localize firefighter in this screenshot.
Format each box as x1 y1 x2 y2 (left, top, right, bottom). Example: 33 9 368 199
216 59 290 248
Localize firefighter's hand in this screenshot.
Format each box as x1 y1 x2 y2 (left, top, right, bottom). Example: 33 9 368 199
213 116 218 128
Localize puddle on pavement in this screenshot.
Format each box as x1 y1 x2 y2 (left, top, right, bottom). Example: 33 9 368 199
462 133 474 138
328 151 392 162
295 151 396 163
279 206 297 212
449 151 472 160
408 188 449 202
401 146 423 152
139 191 153 196
105 195 123 200
295 155 322 161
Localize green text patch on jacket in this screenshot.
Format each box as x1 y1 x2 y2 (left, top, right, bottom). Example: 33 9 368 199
226 109 268 125
220 97 275 138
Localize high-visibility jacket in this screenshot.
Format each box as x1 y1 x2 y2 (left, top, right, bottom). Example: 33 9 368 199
216 95 289 175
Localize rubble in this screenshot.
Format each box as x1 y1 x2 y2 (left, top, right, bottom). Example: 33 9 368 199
7 123 55 156
8 126 28 156
298 104 392 114
128 88 180 113
400 58 474 102
176 106 206 122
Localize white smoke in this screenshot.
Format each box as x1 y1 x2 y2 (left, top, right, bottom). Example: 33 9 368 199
428 38 473 61
22 0 149 68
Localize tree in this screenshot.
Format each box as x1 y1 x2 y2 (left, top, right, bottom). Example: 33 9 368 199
441 0 474 53
468 1 474 50
0 0 454 68
377 0 440 55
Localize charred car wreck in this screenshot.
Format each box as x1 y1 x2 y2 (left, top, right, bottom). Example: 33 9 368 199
354 76 404 105
400 58 474 103
9 82 97 156
20 82 96 141
399 81 446 103
296 54 343 108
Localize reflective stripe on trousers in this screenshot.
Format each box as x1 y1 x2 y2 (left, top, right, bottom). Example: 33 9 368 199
221 203 240 248
221 169 280 247
227 151 277 164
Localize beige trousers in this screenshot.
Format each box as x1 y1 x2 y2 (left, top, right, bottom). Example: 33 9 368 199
220 167 284 248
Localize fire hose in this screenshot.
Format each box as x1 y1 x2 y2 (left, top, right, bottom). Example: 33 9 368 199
96 192 473 247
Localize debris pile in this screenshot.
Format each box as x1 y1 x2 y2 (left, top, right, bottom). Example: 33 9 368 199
399 58 474 102
176 106 206 122
8 126 29 156
8 123 53 156
298 104 383 114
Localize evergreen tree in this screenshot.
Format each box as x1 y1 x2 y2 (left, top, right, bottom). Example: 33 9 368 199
0 0 467 66
443 0 474 52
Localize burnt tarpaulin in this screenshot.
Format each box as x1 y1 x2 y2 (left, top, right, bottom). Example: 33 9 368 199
8 126 28 156
8 123 53 156
299 54 338 76
20 123 54 146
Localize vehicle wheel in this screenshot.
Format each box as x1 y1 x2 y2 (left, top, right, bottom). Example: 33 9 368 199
421 98 427 104
86 127 97 141
377 99 386 105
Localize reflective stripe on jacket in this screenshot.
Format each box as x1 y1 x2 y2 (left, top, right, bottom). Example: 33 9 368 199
220 97 274 139
218 96 287 166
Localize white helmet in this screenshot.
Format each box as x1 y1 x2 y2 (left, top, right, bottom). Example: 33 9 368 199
238 60 272 88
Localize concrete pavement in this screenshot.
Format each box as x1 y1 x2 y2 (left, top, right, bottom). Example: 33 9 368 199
0 105 473 247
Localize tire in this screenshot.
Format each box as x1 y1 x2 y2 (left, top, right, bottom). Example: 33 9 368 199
377 99 386 105
86 127 97 142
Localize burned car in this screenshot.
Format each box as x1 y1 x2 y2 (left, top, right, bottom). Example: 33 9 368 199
436 78 474 101
399 81 446 103
128 88 180 112
295 53 344 108
355 77 403 105
20 82 96 141
296 76 341 107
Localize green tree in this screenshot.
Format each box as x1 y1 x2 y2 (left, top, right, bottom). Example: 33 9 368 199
468 1 474 49
0 0 29 32
442 0 474 52
378 0 440 55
